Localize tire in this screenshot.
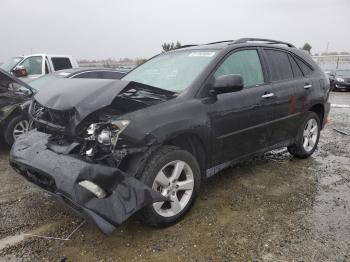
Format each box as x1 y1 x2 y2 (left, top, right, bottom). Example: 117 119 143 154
4 114 31 146
288 112 320 159
138 145 201 227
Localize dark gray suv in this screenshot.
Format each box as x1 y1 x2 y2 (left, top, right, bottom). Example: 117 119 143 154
10 38 331 234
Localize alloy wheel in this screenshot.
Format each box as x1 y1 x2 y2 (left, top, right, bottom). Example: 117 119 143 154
152 160 194 217
13 120 30 140
302 118 318 152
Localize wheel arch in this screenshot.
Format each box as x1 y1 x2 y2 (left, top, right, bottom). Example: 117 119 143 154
308 103 325 128
163 132 208 178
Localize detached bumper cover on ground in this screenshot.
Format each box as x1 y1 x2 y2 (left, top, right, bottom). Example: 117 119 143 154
9 131 166 234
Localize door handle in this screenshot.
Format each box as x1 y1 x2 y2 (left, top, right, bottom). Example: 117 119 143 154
261 93 275 99
304 83 312 89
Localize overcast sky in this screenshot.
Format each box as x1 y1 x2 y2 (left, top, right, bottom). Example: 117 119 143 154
0 0 349 62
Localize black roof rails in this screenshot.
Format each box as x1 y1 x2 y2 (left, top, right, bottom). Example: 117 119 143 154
231 38 295 48
206 40 234 45
175 44 198 50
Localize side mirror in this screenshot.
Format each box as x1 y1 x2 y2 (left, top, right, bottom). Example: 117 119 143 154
12 66 28 78
211 74 244 95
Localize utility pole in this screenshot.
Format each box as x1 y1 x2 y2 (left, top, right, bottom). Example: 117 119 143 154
326 42 329 54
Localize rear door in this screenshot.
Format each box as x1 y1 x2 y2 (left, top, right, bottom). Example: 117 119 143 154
262 48 306 145
208 48 276 164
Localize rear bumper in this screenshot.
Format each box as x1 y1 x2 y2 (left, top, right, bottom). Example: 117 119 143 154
9 131 166 234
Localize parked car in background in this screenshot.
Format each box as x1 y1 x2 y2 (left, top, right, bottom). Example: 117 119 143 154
1 67 127 145
331 69 350 91
10 38 331 234
29 67 127 92
0 54 79 82
0 68 34 145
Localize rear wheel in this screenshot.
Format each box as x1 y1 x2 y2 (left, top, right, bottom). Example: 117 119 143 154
288 112 320 158
138 146 201 227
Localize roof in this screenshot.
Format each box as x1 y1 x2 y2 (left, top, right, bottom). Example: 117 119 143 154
17 54 74 58
173 38 296 51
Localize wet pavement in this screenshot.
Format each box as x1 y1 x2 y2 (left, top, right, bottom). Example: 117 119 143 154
0 92 349 261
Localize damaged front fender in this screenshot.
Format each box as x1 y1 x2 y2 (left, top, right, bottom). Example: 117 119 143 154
9 131 167 234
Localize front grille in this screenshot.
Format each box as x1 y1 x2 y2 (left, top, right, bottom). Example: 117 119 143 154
31 100 71 128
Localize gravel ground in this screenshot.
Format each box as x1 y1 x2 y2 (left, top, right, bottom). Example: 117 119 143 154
0 92 349 261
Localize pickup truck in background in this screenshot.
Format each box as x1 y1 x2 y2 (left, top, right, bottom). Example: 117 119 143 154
0 54 79 82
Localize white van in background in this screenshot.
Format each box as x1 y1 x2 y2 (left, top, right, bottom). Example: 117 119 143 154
0 54 79 82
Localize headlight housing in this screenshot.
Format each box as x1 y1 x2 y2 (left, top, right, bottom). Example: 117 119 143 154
336 77 345 82
85 120 130 150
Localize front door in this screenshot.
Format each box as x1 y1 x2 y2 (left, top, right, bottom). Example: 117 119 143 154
207 48 276 165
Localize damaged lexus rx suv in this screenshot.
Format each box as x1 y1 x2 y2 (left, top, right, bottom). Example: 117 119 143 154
10 38 331 234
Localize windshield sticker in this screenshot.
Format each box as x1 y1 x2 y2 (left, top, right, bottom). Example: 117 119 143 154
189 52 216 57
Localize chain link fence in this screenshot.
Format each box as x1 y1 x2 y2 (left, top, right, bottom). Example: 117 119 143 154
312 55 350 71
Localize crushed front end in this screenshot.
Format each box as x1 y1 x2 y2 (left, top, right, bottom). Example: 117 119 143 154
10 131 166 234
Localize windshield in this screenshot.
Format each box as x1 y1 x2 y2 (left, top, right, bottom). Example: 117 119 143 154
29 73 67 91
123 50 218 92
336 70 350 77
0 57 23 72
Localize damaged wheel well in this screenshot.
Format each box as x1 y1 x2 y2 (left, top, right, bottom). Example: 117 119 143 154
165 133 207 178
309 104 324 127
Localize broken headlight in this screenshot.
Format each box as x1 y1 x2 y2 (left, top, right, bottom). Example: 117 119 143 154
85 120 130 149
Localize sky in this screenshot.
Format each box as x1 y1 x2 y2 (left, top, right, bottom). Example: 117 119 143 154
0 0 349 62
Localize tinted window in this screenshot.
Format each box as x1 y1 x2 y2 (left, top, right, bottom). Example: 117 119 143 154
214 49 264 87
19 56 43 75
294 56 313 76
289 55 303 78
51 57 72 71
101 71 125 80
265 49 293 81
72 71 101 79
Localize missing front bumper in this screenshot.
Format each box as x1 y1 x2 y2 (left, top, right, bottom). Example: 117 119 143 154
9 131 166 235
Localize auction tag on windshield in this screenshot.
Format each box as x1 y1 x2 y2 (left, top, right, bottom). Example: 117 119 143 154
189 52 216 57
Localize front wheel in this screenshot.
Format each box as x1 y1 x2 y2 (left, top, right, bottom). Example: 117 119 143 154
4 115 32 146
138 146 201 227
288 112 320 158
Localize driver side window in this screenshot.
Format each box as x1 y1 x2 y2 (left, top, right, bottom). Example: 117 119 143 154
19 56 43 75
214 49 264 88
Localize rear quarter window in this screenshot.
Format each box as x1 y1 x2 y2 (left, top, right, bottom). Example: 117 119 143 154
51 57 73 71
294 56 314 76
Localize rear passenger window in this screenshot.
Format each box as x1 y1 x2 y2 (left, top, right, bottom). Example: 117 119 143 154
265 49 293 82
51 57 73 71
214 49 264 87
294 56 313 76
73 71 101 79
288 55 303 78
101 71 125 80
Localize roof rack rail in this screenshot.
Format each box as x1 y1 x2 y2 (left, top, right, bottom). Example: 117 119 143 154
206 40 234 45
174 44 198 50
231 38 295 48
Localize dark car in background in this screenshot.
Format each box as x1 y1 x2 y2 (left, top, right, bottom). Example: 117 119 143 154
29 67 127 92
10 38 330 234
1 68 127 145
331 69 350 91
0 68 34 145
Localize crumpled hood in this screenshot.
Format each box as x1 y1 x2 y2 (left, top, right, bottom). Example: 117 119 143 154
35 78 127 112
32 78 175 133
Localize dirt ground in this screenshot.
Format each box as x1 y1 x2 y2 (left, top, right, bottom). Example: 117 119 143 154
0 92 349 262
